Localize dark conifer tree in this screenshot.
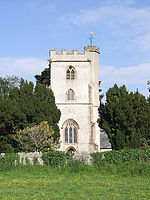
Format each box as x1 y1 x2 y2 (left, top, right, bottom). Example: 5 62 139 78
98 84 150 150
34 67 50 87
0 78 61 152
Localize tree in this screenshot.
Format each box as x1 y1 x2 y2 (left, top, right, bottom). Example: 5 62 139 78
0 76 20 98
130 91 150 142
148 80 150 102
13 121 59 152
97 81 104 126
0 79 61 152
98 84 150 150
34 67 50 87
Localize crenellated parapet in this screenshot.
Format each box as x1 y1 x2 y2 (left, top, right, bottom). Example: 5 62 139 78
49 46 100 57
84 46 100 54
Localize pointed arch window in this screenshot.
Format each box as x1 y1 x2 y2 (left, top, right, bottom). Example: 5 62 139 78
65 127 68 143
71 69 74 79
74 127 77 143
64 120 78 144
66 69 70 79
66 66 75 80
67 89 75 100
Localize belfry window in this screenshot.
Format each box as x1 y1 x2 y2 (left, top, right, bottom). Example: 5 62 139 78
71 69 74 79
66 69 70 79
64 120 78 144
67 89 75 100
66 66 75 80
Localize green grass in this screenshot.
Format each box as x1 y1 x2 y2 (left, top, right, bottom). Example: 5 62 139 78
0 162 150 200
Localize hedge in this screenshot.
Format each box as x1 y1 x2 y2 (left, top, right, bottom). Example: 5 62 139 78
91 149 150 166
0 153 19 170
42 151 73 167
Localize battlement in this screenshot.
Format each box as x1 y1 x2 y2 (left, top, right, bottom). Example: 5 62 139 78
49 46 100 57
84 46 100 54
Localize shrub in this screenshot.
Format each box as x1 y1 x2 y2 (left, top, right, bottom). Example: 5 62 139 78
91 149 150 166
0 153 19 171
42 151 73 167
13 121 59 152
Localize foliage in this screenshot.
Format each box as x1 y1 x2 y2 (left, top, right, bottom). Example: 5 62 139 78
98 81 104 102
0 75 20 98
0 153 19 171
13 121 59 152
91 149 150 165
0 137 15 153
42 151 73 167
148 80 150 102
148 80 150 90
34 67 50 87
99 84 150 149
0 78 61 152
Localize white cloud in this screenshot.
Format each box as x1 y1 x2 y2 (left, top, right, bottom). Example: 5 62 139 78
0 57 149 99
58 0 150 50
0 57 47 84
100 63 150 98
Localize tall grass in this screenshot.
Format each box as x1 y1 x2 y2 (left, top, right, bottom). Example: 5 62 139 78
0 158 150 199
52 158 150 177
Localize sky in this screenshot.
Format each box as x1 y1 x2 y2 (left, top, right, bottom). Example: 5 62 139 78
0 0 150 100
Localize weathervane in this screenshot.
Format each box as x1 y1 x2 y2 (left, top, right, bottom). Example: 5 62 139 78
89 30 94 47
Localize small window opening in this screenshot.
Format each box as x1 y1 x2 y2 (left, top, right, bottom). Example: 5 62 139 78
66 66 75 80
67 89 75 100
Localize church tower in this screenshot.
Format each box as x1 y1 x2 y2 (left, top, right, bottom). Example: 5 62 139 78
49 46 100 153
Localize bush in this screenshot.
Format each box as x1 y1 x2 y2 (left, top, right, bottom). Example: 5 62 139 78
13 121 59 152
91 149 150 166
42 151 73 167
0 153 19 171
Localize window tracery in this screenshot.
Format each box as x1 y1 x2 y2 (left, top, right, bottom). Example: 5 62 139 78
66 66 75 80
64 120 78 144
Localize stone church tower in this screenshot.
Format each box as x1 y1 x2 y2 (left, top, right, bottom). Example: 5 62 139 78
49 46 100 153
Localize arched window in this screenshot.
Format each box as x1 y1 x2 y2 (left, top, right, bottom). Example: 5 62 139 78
71 69 74 79
66 66 75 80
66 69 70 79
67 89 75 100
65 127 68 143
63 120 78 144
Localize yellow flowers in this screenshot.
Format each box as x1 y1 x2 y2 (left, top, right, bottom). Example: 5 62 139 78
0 166 150 199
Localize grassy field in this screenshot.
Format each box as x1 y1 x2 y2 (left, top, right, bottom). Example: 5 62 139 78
0 162 150 200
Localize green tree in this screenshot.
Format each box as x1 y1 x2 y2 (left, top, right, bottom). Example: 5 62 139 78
0 96 25 152
129 91 150 142
0 76 19 98
97 81 104 126
34 67 50 87
148 80 150 102
98 84 150 150
0 79 61 152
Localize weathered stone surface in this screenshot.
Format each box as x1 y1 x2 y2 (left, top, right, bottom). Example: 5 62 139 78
100 129 112 149
49 46 100 153
18 152 43 165
1 152 44 165
73 153 91 164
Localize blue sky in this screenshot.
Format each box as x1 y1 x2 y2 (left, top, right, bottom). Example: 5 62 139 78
0 0 150 99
